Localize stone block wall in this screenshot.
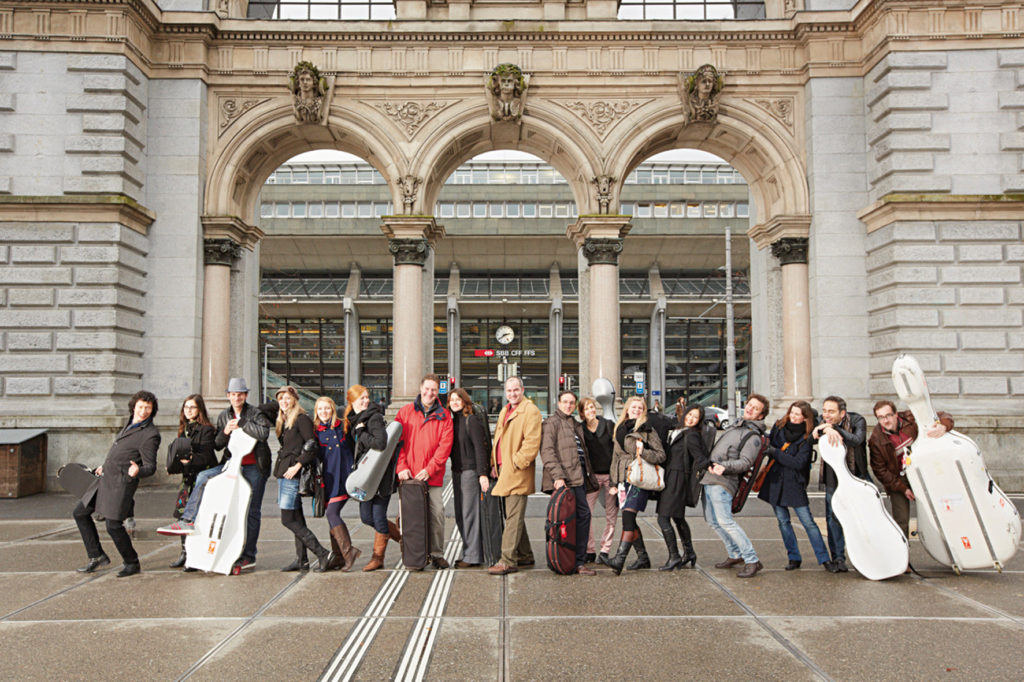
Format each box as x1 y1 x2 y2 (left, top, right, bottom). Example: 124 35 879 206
866 49 1024 199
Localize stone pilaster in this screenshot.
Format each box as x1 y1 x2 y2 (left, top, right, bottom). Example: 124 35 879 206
771 236 812 401
201 237 241 398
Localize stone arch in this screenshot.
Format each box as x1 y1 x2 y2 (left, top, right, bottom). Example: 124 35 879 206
605 97 809 231
411 103 602 216
204 100 405 225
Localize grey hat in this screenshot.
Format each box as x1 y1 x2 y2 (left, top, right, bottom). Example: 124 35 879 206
226 377 250 393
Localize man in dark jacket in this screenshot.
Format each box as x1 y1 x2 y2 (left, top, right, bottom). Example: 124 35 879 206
540 391 597 575
158 377 271 573
868 399 953 539
703 393 769 578
811 395 867 573
74 390 160 577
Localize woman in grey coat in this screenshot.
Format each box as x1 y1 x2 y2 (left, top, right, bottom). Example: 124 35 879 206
73 390 160 577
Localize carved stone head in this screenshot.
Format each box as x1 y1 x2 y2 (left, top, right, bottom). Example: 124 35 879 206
486 63 528 123
684 64 724 125
290 61 327 123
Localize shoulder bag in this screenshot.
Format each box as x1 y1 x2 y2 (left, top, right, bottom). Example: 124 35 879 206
626 453 665 491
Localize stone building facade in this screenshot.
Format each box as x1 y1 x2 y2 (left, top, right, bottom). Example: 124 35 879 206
0 0 1021 488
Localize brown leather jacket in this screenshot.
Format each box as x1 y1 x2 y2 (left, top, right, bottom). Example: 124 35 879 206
540 410 597 494
868 409 954 495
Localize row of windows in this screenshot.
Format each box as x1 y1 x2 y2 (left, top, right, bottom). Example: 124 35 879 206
259 199 747 220
265 163 744 187
618 0 765 21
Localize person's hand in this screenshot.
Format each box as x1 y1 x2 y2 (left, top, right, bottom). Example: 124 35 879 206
709 463 725 476
398 470 412 481
479 476 489 493
904 489 916 501
127 461 139 478
825 428 841 447
224 418 239 435
95 466 103 477
635 440 644 456
554 479 565 489
180 458 190 465
813 423 826 438
284 463 302 480
926 423 947 438
414 469 429 481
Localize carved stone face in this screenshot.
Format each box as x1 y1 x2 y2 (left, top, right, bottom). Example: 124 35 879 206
697 70 715 99
297 71 315 97
498 73 516 97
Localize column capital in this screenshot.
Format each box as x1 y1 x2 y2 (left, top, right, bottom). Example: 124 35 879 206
203 238 242 267
770 237 809 266
582 237 624 266
379 215 445 246
201 215 264 250
747 213 811 250
566 215 631 249
388 237 430 266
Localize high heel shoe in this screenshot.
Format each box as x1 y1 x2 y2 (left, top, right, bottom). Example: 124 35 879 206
659 555 684 571
680 548 697 568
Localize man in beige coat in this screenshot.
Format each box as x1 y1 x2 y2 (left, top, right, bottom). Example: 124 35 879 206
487 376 543 575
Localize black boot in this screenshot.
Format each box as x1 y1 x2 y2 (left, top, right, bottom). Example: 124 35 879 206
170 537 187 568
627 532 651 570
659 520 683 571
607 531 636 576
281 536 309 572
676 518 697 568
297 529 334 573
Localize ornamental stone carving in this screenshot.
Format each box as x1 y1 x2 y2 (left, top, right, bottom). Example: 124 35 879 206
486 63 528 123
751 97 795 132
389 238 429 266
558 99 645 139
583 237 623 266
219 97 270 136
681 64 723 125
770 237 809 266
374 100 449 139
291 61 327 124
397 175 421 214
203 238 242 267
592 175 615 214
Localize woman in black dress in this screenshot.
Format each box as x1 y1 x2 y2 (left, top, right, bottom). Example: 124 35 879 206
657 405 710 570
166 394 217 569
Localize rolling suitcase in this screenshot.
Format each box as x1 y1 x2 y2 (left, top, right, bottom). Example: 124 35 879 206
892 354 1021 572
545 486 577 575
480 481 504 566
399 479 431 571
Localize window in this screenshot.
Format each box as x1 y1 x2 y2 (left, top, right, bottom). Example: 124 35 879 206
555 202 570 218
701 170 717 184
276 203 289 218
472 169 488 184
703 203 718 217
308 202 323 218
538 203 553 218
636 202 652 218
291 169 308 184
617 0 765 21
473 203 487 218
438 202 455 218
522 203 537 218
340 169 356 183
687 202 701 217
684 169 700 184
249 0 396 21
358 203 373 218
522 168 538 184
670 169 685 184
275 170 291 184
325 170 340 184
506 202 520 218
489 202 504 218
652 167 669 184
737 202 750 217
720 202 734 217
342 202 356 218
621 202 634 217
654 202 668 218
635 168 652 184
325 202 340 218
374 202 389 217
260 203 273 218
456 202 471 218
291 203 306 218
308 170 323 184
670 202 684 217
453 168 471 184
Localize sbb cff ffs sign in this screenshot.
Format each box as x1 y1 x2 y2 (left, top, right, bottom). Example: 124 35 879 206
474 349 495 357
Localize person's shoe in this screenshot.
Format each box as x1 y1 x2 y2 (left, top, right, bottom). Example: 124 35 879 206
331 524 362 572
231 558 256 575
488 562 518 575
363 532 389 572
627 535 651 570
76 554 111 573
516 558 535 567
834 558 849 572
116 562 141 578
313 550 336 573
823 560 839 573
680 548 698 568
584 552 597 564
786 560 802 571
157 520 195 536
714 557 744 569
607 542 634 576
431 555 450 570
183 566 198 573
576 565 597 576
737 561 763 578
659 556 684 571
387 520 403 544
596 552 611 566
281 557 309 572
169 550 187 569
455 560 480 569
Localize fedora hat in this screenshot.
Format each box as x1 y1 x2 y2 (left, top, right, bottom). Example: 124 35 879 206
226 377 249 393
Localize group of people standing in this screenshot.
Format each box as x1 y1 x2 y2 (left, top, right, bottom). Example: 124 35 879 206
71 374 952 579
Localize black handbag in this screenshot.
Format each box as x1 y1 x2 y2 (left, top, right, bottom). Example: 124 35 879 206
298 457 319 496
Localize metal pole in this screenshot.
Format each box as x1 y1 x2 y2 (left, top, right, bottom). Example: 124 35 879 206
263 342 272 403
725 226 737 422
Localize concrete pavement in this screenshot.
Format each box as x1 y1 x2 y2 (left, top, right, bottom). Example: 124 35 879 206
1 483 1022 681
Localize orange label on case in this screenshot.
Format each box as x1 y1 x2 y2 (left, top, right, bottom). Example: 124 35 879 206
208 541 217 554
961 537 971 550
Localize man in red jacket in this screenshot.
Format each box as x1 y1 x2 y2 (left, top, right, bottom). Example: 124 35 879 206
396 374 455 569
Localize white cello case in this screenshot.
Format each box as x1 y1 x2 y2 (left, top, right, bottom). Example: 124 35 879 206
592 378 617 421
818 437 908 580
185 429 256 574
345 421 402 502
891 354 1021 572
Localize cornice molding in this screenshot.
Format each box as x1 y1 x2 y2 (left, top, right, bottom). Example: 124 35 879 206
0 195 154 235
858 194 1024 234
747 213 811 250
200 214 264 249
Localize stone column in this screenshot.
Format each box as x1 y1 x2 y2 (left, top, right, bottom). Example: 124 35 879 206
771 237 812 401
201 238 242 397
567 216 631 397
381 217 445 410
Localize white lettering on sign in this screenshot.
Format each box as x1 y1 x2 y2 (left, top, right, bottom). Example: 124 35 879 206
494 349 536 357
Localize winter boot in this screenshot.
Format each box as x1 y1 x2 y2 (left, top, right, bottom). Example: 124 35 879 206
362 532 389 572
659 522 683 571
331 523 362 572
607 531 637 576
627 532 651 570
388 520 402 544
170 537 187 568
281 536 310 572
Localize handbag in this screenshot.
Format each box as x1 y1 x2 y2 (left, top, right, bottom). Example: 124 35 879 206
298 458 326 517
752 442 786 493
626 453 665 491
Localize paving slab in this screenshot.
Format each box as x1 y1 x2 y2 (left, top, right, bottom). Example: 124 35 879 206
0 520 73 543
265 570 390 618
0 618 239 681
768 616 1024 680
444 571 501 618
421 617 502 679
0 572 88 617
0 539 178 573
915 571 1024 618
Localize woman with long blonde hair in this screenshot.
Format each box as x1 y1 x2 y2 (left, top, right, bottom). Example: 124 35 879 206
607 396 666 575
313 395 361 571
344 384 401 571
262 386 334 572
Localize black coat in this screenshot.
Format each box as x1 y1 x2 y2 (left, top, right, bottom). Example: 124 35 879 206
658 426 710 517
450 407 491 475
214 402 272 475
349 403 394 498
757 424 813 508
166 422 217 478
259 402 317 479
87 419 160 521
816 411 869 489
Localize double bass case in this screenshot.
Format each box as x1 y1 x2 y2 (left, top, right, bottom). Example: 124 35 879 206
399 479 431 570
892 354 1021 572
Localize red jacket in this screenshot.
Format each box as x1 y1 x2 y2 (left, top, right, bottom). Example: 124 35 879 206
395 397 454 487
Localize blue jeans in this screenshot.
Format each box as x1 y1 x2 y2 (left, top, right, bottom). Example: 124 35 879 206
824 488 846 562
181 463 226 522
180 461 266 563
702 484 758 564
570 485 592 569
772 504 831 564
277 476 300 510
360 495 390 535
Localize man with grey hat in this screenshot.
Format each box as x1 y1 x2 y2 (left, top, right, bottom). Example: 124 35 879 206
158 378 271 573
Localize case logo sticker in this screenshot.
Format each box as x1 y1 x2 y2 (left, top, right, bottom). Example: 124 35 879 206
960 537 971 550
208 540 217 554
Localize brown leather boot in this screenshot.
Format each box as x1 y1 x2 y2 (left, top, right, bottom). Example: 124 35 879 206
326 526 344 570
331 523 362 572
362 532 389 572
388 520 402 544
